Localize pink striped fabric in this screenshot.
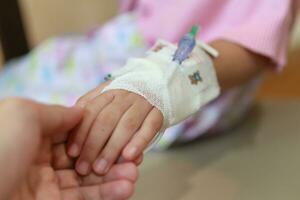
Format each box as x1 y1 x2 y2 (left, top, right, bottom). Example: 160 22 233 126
120 0 299 70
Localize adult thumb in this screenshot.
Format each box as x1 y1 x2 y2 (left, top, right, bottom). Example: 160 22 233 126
36 104 83 136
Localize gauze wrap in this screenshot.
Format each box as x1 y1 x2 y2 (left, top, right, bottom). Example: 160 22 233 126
102 40 220 149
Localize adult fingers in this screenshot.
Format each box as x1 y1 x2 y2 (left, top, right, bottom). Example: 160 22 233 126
37 104 83 137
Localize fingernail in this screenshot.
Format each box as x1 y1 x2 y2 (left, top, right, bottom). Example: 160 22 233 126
77 161 90 175
68 144 79 157
127 147 137 158
94 159 108 174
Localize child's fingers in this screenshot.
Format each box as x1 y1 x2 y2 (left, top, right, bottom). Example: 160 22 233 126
122 108 163 161
92 98 152 175
75 95 133 175
76 81 111 108
67 92 114 158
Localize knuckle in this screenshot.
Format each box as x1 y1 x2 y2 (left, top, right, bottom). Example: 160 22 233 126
109 89 125 97
113 95 127 105
100 92 114 102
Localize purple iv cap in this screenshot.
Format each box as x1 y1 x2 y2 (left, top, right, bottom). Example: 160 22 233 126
173 26 199 64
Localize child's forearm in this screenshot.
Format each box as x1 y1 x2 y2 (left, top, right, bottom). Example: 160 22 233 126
210 40 272 91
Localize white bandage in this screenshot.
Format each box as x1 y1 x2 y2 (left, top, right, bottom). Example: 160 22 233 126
102 40 220 149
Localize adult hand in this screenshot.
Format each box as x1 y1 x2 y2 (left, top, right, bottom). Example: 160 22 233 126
0 98 138 200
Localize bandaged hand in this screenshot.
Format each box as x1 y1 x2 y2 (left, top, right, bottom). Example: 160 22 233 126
67 39 220 176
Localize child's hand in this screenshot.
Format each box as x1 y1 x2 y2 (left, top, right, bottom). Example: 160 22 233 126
67 82 163 175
